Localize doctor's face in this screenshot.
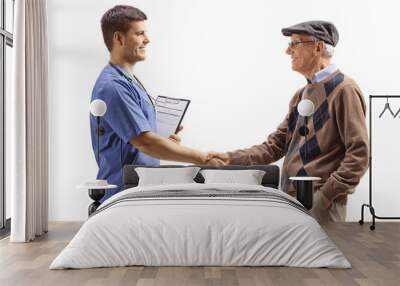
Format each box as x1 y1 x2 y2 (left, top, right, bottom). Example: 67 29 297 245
121 20 150 63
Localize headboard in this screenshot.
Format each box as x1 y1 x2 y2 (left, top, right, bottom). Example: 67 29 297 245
123 165 280 189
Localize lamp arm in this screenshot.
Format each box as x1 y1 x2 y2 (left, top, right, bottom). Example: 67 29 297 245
96 116 100 164
304 116 308 164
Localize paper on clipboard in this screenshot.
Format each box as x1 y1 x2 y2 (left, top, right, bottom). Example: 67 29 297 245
155 96 190 137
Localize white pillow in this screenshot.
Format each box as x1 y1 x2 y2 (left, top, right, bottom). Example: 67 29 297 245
200 169 266 185
135 167 200 186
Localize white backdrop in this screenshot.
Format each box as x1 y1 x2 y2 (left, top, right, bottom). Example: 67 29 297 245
47 0 400 221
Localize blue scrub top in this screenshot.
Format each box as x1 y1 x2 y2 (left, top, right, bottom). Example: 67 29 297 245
90 64 160 201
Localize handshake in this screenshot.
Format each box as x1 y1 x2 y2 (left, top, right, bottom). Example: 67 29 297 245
168 128 231 166
203 152 230 166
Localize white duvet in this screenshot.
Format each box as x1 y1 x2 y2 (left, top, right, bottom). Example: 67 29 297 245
50 183 351 269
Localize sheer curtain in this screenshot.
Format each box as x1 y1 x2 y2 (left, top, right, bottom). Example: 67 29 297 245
9 0 48 242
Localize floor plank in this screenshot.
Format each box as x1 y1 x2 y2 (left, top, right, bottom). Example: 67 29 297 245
0 222 399 286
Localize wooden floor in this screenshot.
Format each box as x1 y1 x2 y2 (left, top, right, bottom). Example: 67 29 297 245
0 222 399 286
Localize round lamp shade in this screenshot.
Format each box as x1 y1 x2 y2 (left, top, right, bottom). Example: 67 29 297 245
90 99 107 117
297 99 315 117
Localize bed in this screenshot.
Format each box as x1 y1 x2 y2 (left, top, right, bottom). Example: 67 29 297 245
50 165 350 269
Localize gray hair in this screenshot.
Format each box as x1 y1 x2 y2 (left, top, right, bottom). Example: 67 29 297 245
309 36 334 58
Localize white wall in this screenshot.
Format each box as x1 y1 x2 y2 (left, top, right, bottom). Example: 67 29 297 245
48 0 400 221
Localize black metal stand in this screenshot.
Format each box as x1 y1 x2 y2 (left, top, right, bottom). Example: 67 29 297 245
88 189 105 216
87 116 106 216
359 95 400 230
295 116 314 210
295 180 314 210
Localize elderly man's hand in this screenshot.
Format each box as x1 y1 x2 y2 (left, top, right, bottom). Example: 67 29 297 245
205 151 230 166
168 126 183 144
334 193 347 205
321 192 332 209
316 191 332 209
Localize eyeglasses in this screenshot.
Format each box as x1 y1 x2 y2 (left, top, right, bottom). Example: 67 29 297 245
288 40 317 48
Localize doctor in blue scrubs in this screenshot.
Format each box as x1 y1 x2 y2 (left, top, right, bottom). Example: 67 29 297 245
90 5 222 201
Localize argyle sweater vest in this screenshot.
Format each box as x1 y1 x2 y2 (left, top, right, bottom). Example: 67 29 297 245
228 70 369 201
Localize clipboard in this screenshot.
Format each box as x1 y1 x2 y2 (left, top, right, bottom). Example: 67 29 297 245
155 96 191 137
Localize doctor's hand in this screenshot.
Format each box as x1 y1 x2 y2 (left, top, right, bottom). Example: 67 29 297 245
168 126 184 144
207 151 231 165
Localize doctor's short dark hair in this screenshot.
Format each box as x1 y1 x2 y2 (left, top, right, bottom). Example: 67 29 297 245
101 5 147 52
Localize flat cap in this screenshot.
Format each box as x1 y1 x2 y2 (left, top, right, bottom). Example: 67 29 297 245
281 20 339 47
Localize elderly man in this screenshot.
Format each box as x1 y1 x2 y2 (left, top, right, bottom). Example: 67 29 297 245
210 21 368 223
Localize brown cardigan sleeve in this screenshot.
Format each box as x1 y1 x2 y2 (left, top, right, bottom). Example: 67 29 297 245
227 117 288 165
227 93 301 165
320 84 369 201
